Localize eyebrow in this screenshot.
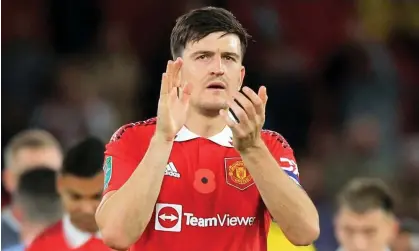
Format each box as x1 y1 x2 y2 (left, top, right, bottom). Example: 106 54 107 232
67 189 103 197
190 50 241 60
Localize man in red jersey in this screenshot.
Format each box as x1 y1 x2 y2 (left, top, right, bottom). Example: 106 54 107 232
96 6 319 251
3 167 62 251
28 137 111 251
2 130 63 249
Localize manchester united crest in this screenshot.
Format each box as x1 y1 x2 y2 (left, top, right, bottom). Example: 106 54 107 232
224 158 254 190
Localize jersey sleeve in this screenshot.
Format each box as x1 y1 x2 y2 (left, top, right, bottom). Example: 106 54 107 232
103 124 149 195
263 130 300 186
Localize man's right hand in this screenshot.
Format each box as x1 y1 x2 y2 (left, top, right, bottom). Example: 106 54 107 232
155 58 192 142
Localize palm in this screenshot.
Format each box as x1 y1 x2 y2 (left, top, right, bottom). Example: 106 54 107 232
157 89 189 137
156 58 192 140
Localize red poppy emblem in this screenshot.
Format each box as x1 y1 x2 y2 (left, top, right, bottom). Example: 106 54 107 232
193 169 216 194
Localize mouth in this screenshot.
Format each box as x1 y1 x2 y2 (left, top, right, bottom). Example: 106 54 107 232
206 82 226 90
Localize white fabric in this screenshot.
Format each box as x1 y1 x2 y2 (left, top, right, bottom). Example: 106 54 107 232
174 125 234 148
62 214 101 248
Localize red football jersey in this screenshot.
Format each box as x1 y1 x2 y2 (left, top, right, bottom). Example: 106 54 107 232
103 118 300 251
27 216 111 251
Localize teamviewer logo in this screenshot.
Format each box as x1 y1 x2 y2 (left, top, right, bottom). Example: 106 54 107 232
155 203 182 232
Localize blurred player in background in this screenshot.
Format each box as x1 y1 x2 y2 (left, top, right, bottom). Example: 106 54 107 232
392 218 419 251
96 6 319 251
3 168 62 251
2 129 63 249
28 137 110 251
334 178 398 251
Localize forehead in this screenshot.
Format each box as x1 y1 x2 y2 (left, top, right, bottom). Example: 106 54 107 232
184 32 242 56
61 173 104 194
13 147 62 172
337 207 389 227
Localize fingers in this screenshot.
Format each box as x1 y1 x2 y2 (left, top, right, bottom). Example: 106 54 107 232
224 86 267 137
257 86 268 110
220 109 247 138
181 82 193 105
227 98 249 126
242 86 265 115
160 73 169 95
165 60 174 91
233 90 256 120
160 58 183 95
229 86 266 123
172 58 183 88
219 109 239 129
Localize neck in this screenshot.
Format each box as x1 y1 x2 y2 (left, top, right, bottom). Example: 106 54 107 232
20 222 46 246
68 218 98 234
185 109 227 137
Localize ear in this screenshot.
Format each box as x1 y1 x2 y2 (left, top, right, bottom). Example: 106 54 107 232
239 66 246 90
3 169 16 194
333 212 339 227
390 216 400 239
56 174 64 195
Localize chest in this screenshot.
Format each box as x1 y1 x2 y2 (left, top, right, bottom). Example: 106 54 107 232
157 139 264 217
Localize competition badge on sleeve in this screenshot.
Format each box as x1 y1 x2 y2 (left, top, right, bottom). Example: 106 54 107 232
103 156 112 190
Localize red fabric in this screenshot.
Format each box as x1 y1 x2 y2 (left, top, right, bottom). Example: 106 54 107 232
104 118 300 251
27 221 111 251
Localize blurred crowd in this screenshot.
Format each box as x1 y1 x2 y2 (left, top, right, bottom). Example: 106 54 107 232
2 0 419 250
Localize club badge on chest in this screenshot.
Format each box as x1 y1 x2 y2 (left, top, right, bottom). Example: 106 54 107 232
224 157 255 190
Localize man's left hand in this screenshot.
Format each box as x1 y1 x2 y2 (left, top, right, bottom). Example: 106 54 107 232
220 86 268 152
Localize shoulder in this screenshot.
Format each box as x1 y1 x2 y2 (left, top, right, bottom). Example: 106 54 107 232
3 244 24 251
31 221 62 244
108 117 157 144
261 129 291 149
1 218 14 234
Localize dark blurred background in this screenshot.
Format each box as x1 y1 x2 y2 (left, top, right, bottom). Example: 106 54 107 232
2 0 419 250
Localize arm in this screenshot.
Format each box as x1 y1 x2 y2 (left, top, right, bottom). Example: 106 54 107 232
97 58 188 250
241 136 319 246
221 86 319 245
95 132 173 250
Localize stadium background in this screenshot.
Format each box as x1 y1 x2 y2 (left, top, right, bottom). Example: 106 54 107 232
2 0 419 250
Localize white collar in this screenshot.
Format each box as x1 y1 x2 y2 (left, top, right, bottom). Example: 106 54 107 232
174 125 234 148
62 214 101 248
2 207 21 232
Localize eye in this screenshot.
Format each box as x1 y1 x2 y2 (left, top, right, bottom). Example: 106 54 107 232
223 55 235 61
196 54 208 60
93 193 102 201
70 193 82 200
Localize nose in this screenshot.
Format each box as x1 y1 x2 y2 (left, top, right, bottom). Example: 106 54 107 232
209 54 224 76
81 201 97 215
352 234 368 251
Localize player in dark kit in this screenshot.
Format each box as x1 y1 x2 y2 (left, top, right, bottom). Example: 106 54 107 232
96 6 319 251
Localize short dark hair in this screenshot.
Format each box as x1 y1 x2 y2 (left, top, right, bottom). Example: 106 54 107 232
170 6 251 59
337 178 395 214
15 167 62 223
62 137 105 178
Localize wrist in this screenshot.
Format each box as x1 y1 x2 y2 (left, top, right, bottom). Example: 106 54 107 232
239 138 266 155
152 132 175 145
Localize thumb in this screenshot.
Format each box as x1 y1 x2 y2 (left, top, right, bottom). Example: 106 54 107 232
258 86 268 108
